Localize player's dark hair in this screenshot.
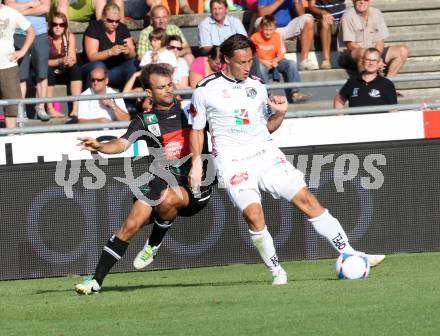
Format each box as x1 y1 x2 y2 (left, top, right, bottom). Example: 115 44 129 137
220 34 255 62
140 63 173 90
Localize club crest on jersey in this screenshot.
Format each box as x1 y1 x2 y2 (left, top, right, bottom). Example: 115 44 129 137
147 123 161 137
143 113 158 124
245 87 257 99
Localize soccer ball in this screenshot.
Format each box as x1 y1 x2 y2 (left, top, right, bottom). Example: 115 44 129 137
336 253 370 280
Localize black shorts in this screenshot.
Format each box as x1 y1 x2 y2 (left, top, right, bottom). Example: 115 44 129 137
134 175 212 217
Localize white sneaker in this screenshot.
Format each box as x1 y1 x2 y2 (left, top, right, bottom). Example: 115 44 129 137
355 252 385 267
272 267 288 285
299 59 319 71
75 277 101 295
133 241 160 270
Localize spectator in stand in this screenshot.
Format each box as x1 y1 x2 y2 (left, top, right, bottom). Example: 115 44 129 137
167 34 190 89
137 5 194 67
53 0 106 22
339 0 409 77
307 0 346 69
7 0 51 121
82 2 138 90
257 0 318 70
115 0 163 21
189 45 226 87
198 0 262 77
139 28 177 68
198 0 247 55
333 47 397 110
0 2 35 129
251 15 310 103
78 66 130 123
47 11 82 118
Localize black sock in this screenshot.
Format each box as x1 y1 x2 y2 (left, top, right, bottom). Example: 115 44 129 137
148 215 173 247
93 234 129 286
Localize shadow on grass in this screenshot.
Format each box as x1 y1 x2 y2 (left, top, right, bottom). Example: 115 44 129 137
34 276 337 295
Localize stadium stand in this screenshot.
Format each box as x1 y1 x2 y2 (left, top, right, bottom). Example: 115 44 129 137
22 0 440 125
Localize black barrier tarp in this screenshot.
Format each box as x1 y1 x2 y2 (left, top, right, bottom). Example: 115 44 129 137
1 139 440 280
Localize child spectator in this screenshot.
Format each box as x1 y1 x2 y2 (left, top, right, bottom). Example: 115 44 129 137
251 15 310 103
139 28 177 68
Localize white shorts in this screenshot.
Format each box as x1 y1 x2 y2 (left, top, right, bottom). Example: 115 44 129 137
216 143 306 211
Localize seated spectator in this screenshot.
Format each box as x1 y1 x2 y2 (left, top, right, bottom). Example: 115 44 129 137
116 0 163 20
47 12 82 118
0 2 35 129
81 2 138 90
53 0 106 22
8 0 51 120
257 0 318 70
167 35 190 89
189 45 226 87
251 15 310 103
137 5 194 67
339 0 409 77
78 67 130 123
139 28 177 68
333 48 397 110
307 0 346 69
198 0 247 55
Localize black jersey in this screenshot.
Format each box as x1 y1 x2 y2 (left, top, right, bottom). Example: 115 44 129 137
120 101 212 213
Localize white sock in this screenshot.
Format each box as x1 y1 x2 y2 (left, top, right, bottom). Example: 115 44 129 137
308 209 356 254
249 226 282 274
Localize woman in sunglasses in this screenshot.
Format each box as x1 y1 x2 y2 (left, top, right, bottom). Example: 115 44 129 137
82 2 138 90
189 45 226 88
47 11 82 118
167 35 190 89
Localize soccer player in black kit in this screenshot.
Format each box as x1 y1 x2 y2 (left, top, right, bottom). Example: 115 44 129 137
75 63 212 295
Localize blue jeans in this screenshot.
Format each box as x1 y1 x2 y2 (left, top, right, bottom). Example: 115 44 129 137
258 59 300 102
82 59 139 89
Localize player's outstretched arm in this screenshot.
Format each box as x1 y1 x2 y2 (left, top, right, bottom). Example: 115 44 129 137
188 128 205 192
266 95 288 133
77 137 130 154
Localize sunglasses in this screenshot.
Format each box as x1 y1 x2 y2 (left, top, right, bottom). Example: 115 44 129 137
91 77 106 83
106 18 120 24
52 22 66 28
167 45 183 51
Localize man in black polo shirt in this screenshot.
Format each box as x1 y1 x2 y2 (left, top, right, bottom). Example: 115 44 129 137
333 47 397 110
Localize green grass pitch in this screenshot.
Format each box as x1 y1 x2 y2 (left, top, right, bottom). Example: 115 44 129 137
2 252 439 336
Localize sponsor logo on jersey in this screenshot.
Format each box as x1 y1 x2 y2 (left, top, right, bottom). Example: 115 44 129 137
167 114 177 119
352 88 359 97
368 89 381 98
234 108 250 125
147 123 161 137
230 172 249 186
245 87 257 99
232 84 242 89
143 113 158 124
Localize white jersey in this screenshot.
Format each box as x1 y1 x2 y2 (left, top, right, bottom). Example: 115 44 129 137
190 72 272 156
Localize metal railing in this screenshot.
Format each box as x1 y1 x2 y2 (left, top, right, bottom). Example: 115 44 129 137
1 73 439 135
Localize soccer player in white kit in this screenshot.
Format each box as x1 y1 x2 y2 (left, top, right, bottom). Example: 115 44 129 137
188 34 385 285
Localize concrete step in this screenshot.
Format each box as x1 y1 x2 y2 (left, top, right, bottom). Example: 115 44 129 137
385 40 440 57
384 9 440 26
388 25 440 42
347 0 440 12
